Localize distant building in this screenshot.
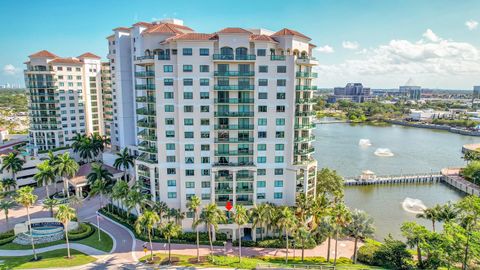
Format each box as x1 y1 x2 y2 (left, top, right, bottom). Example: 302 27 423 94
399 78 422 100
408 109 452 121
328 83 375 103
0 128 8 143
473 86 480 99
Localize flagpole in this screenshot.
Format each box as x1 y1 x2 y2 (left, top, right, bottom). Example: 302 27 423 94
96 211 101 241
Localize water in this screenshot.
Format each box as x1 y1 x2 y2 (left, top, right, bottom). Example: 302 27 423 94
313 122 474 239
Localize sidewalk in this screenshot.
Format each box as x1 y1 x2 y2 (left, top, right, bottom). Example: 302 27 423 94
0 243 106 257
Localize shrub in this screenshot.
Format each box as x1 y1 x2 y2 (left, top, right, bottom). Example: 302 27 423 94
0 230 14 239
68 223 94 240
336 257 353 264
0 235 15 245
357 238 381 265
372 236 413 270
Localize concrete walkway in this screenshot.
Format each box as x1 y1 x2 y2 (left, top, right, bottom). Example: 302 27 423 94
0 243 106 257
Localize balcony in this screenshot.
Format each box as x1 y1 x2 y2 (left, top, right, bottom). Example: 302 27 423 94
215 187 233 194
236 200 254 205
296 85 318 91
270 55 286 61
214 111 254 117
158 55 171 60
236 175 254 181
296 98 316 104
29 92 57 97
295 111 316 117
135 71 155 77
136 96 156 103
236 187 254 193
296 56 319 66
137 153 157 164
139 145 158 154
29 107 59 111
293 158 316 166
136 108 156 116
138 130 157 141
214 150 254 156
214 124 254 130
294 135 316 143
135 55 154 61
214 71 255 77
214 98 254 104
213 161 255 167
215 175 233 182
214 85 254 91
214 137 254 143
296 72 318 78
137 120 156 128
294 124 316 129
295 148 315 155
135 84 155 90
213 54 256 61
31 99 58 104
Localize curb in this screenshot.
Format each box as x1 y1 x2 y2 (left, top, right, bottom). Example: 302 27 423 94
97 212 138 262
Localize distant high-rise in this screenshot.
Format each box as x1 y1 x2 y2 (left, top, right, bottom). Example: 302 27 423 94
399 78 422 100
473 86 480 99
329 83 374 103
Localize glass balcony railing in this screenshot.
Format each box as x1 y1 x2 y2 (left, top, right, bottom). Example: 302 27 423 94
214 98 254 104
213 54 256 61
135 84 155 90
136 108 156 116
215 188 233 194
135 55 154 61
137 120 156 128
215 175 233 182
214 137 254 143
236 175 254 181
137 153 157 164
31 100 58 104
213 161 255 167
296 72 318 78
236 188 254 193
139 145 158 154
236 200 254 205
295 148 315 155
214 85 254 91
214 71 255 77
136 96 156 103
214 150 254 156
295 111 316 117
294 124 316 129
214 111 254 117
294 135 316 143
270 55 286 61
296 85 318 91
158 55 171 60
135 71 155 77
214 124 254 130
29 92 57 97
296 98 316 104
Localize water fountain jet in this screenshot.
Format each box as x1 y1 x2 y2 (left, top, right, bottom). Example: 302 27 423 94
358 139 372 147
374 148 394 157
402 197 427 214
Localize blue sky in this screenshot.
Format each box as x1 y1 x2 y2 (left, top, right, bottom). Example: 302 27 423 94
1 0 480 88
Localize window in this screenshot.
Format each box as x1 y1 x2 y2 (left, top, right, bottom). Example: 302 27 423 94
276 118 285 126
258 131 267 138
257 169 266 175
274 192 283 199
185 144 194 151
186 182 195 188
186 169 195 176
167 180 176 186
184 132 194 138
199 65 209 72
164 78 174 86
183 92 193 99
164 92 174 99
277 66 287 73
165 118 174 125
186 211 194 218
201 157 210 163
166 130 175 137
200 132 210 138
185 157 194 164
275 156 284 163
200 92 209 99
274 180 284 187
275 168 284 175
201 181 211 188
184 105 193 112
166 143 175 150
258 92 268 99
257 49 266 56
202 193 211 200
168 192 177 199
182 48 192 55
258 106 267 112
183 79 193 86
275 144 284 151
202 169 210 176
201 144 210 151
276 131 285 138
257 144 266 151
182 65 193 73
259 65 268 73
257 181 266 188
277 93 286 99
200 106 209 112
164 65 173 72
276 106 285 112
166 156 176 162
201 119 210 125
184 118 194 125
258 79 268 86
199 48 209 56
257 193 266 200
258 118 267 126
257 156 266 163
277 79 286 86
200 79 210 86
165 105 174 112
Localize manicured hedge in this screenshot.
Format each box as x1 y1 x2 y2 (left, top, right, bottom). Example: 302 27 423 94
68 223 95 240
357 239 381 265
234 237 317 249
0 230 14 245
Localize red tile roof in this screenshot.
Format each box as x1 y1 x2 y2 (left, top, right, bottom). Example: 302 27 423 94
217 27 252 34
143 23 193 35
77 52 101 59
163 33 218 43
309 43 317 48
272 28 311 40
29 50 58 59
113 27 130 32
250 34 278 43
133 22 153 27
49 58 83 65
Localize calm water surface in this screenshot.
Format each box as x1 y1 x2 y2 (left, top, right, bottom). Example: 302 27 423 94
313 123 475 239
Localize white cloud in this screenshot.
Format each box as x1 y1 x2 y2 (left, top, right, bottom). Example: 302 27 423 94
466 20 478 30
315 29 480 88
342 41 359 50
315 45 335 54
422 29 440 42
3 64 20 76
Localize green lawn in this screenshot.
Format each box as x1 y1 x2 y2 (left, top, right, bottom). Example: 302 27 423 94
0 249 96 269
139 253 385 270
0 226 113 252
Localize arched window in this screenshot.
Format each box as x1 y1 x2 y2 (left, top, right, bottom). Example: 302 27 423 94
235 47 248 55
220 47 233 55
144 49 151 56
301 51 307 57
293 49 300 56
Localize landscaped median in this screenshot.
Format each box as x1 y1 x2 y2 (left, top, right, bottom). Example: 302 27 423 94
0 249 96 269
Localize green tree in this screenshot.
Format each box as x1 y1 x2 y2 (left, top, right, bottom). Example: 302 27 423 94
55 204 76 259
125 184 146 217
332 202 351 265
416 204 443 232
54 152 79 198
112 180 129 214
456 196 480 270
87 163 113 208
135 210 160 261
1 152 25 189
161 221 182 264
197 203 226 262
251 203 269 240
42 198 59 217
0 200 15 226
373 236 413 270
401 222 429 268
187 195 201 262
34 161 55 198
68 195 83 222
277 206 296 263
439 202 458 222
1 178 16 192
113 148 134 181
346 209 375 264
316 168 344 198
233 204 249 262
15 186 38 260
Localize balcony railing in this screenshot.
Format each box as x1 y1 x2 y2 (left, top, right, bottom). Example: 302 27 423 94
139 146 158 154
213 161 255 167
214 150 254 156
296 72 318 78
135 71 155 77
29 92 57 97
135 84 156 90
270 55 286 61
214 111 254 117
137 120 156 128
214 124 254 130
294 124 316 129
137 153 157 164
214 85 254 91
136 96 156 103
214 98 254 104
236 188 254 193
213 54 256 61
214 137 254 143
296 98 316 104
236 175 254 181
31 99 58 104
295 148 315 155
296 85 318 91
295 111 316 117
136 108 156 116
135 55 154 61
215 188 233 194
214 71 255 77
158 55 171 60
215 175 233 182
294 135 316 143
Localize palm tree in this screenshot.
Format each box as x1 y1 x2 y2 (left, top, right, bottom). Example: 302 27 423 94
112 180 129 214
277 206 296 263
439 202 458 222
332 203 351 266
91 133 105 159
15 186 38 260
90 179 108 208
87 163 113 208
34 161 55 198
68 195 83 222
197 203 227 262
233 204 249 262
296 226 311 262
125 186 146 218
251 203 269 240
401 221 429 269
135 210 160 261
0 200 15 226
113 148 135 181
45 151 60 192
162 221 182 264
42 198 59 217
187 195 201 262
316 216 335 262
1 178 16 192
1 152 25 189
151 201 169 222
345 209 375 264
416 204 442 232
169 208 185 225
54 152 79 198
71 133 84 154
55 204 76 259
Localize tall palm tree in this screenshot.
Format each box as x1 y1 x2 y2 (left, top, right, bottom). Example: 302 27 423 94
113 148 135 181
296 226 311 262
277 206 296 263
135 210 160 261
251 203 269 240
187 195 201 262
90 179 108 208
0 200 15 226
151 201 169 222
169 208 185 225
233 204 249 262
416 204 442 232
55 204 76 259
112 180 129 214
91 133 105 159
439 202 458 223
45 151 60 192
34 161 55 198
332 202 351 266
1 152 25 189
68 195 83 222
42 198 59 217
401 221 429 269
125 184 147 217
54 152 79 198
87 163 114 208
15 186 38 260
162 221 182 264
197 203 226 262
345 209 375 264
71 133 84 154
1 178 16 192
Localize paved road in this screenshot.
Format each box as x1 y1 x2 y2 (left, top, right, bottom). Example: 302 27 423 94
0 243 106 257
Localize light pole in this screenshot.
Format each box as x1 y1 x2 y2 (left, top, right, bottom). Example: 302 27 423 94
96 211 101 241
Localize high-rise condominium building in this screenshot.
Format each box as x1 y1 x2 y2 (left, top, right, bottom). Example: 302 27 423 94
25 51 108 152
107 19 318 239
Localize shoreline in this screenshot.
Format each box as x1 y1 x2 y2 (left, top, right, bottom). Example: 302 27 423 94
384 119 480 137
